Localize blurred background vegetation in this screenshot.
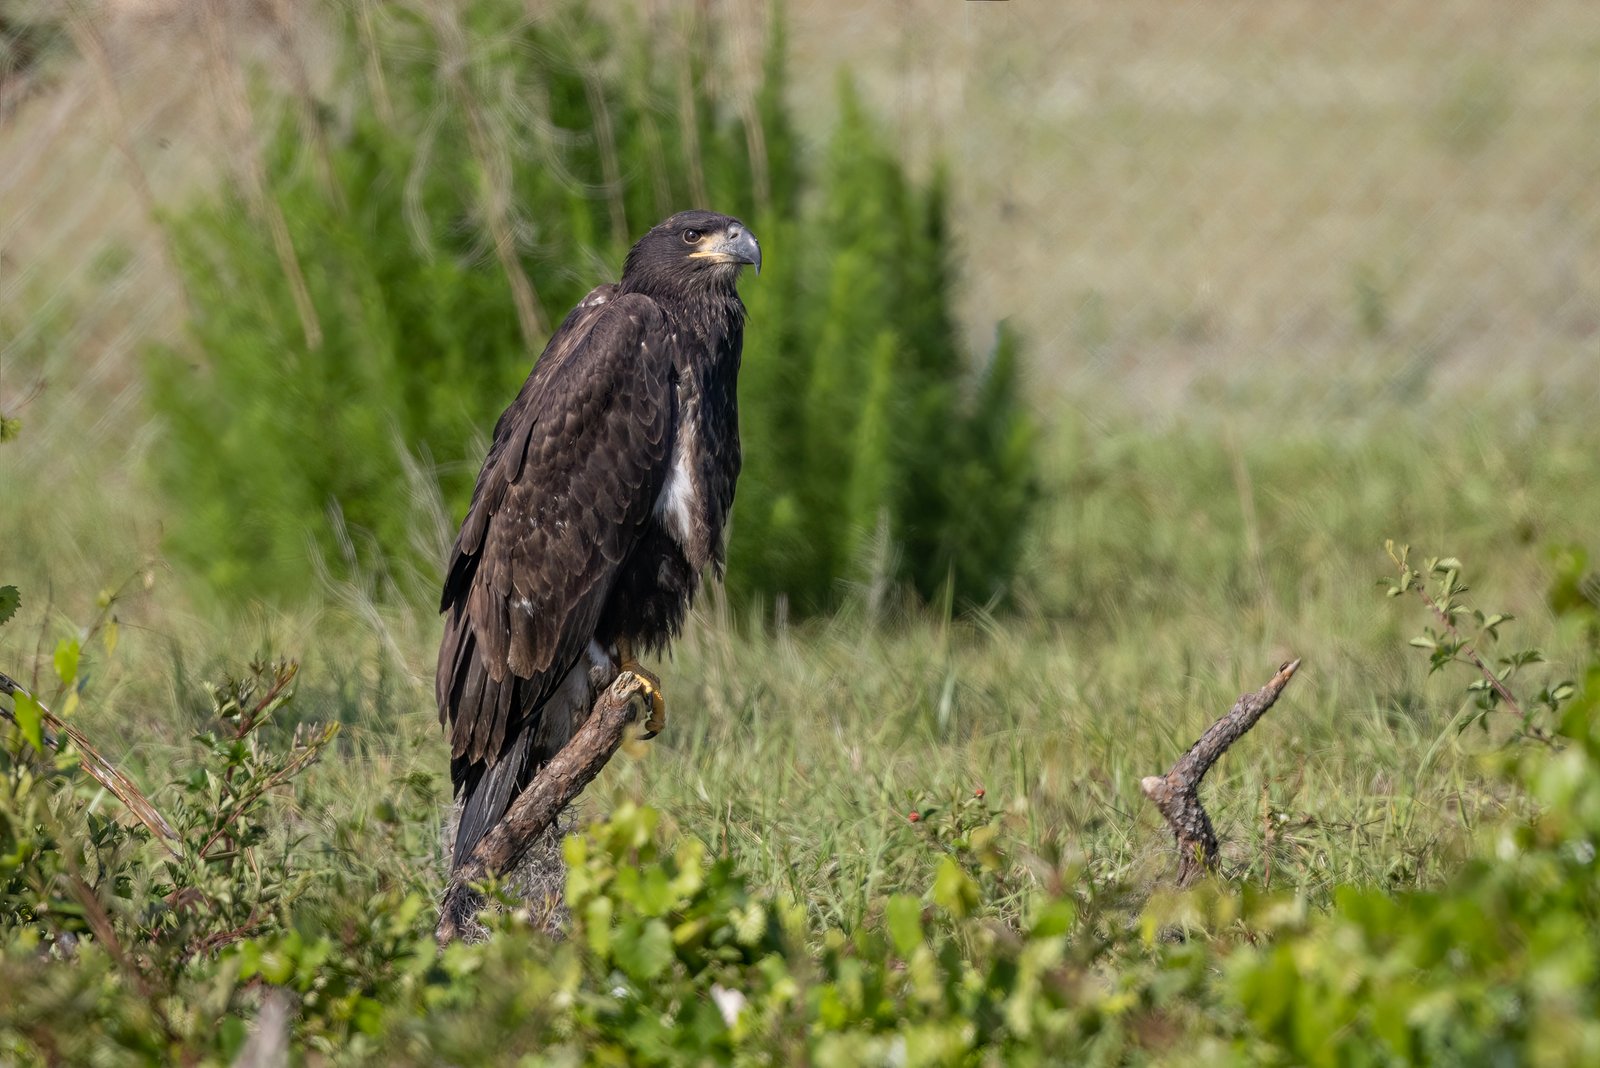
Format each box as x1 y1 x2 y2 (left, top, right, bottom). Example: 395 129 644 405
4 0 1597 619
144 0 1035 611
3 0 1600 1062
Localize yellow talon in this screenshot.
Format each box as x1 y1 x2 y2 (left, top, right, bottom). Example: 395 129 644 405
617 639 667 739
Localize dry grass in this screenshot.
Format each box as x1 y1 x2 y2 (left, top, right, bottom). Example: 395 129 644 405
6 1 1599 427
785 1 1600 412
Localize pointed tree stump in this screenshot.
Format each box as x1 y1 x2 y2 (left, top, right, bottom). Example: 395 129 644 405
1141 659 1301 886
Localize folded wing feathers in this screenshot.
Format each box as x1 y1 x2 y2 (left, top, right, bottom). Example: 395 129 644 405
437 291 674 770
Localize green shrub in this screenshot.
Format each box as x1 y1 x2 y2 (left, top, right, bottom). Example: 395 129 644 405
1221 550 1600 1066
1226 666 1600 1065
146 1 1035 612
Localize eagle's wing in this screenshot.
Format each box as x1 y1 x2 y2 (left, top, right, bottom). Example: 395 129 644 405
437 286 674 769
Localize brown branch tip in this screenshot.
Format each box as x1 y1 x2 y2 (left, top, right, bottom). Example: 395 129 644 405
1140 659 1301 886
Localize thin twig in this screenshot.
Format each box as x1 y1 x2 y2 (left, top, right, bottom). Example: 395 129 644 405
47 562 151 708
1413 584 1547 742
185 909 266 960
1141 659 1301 886
0 670 181 855
437 671 644 946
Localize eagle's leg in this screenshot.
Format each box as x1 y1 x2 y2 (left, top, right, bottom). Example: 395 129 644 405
615 637 667 738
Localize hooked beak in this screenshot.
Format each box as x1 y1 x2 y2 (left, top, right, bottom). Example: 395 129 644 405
692 224 762 275
727 225 761 275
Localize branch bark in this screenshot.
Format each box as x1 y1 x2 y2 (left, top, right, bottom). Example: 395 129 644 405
1141 659 1301 886
436 670 645 946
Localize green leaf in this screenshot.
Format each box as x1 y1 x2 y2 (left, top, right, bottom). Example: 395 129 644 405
885 894 923 957
54 638 81 688
12 690 45 753
584 896 613 958
732 901 768 946
0 415 19 442
1029 898 1077 939
614 918 675 982
932 856 980 918
0 585 18 627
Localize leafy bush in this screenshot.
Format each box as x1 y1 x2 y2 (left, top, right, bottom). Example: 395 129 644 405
0 653 347 1063
1225 547 1600 1065
147 1 1035 611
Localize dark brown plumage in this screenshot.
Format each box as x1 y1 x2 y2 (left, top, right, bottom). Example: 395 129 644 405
437 210 759 868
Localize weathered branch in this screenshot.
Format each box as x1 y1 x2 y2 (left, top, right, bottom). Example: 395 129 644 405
436 671 645 946
1141 659 1301 886
0 669 181 855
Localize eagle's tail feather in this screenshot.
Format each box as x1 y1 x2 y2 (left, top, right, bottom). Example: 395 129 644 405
449 652 603 872
451 725 533 868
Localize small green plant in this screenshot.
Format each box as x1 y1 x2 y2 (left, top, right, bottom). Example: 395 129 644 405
1220 546 1600 1064
1230 668 1600 1066
1384 540 1576 742
0 377 37 444
1 647 339 1061
1547 543 1600 656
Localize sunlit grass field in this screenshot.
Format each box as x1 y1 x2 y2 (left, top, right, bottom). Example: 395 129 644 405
6 385 1596 931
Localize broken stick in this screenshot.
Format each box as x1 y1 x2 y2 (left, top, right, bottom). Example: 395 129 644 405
436 670 646 946
0 668 181 855
1140 659 1301 886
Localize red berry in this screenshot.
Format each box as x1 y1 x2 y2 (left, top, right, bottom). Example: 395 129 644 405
974 786 985 799
908 811 921 823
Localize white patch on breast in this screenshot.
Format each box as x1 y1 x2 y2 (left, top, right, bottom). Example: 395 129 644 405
655 415 699 548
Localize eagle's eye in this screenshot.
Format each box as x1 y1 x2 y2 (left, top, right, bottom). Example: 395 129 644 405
682 228 703 244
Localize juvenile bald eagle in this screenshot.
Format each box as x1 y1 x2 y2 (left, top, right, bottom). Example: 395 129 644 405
437 211 760 868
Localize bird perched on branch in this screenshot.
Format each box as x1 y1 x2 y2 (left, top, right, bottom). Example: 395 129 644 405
437 210 760 869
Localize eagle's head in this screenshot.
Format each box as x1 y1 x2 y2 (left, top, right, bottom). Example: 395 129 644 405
621 210 761 297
